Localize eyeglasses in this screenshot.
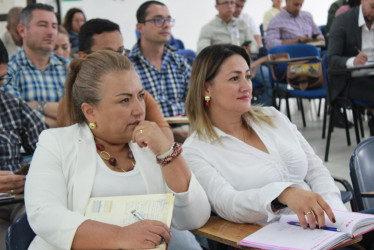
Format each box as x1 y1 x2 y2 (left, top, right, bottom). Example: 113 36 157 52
0 73 12 87
217 1 236 6
143 17 175 27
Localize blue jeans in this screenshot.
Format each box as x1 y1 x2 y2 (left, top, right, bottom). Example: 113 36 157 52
252 65 272 106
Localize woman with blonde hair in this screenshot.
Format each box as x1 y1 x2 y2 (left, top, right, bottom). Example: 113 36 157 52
25 50 210 249
183 44 346 229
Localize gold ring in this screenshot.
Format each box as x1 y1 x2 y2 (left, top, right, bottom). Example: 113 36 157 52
140 129 143 134
10 190 14 195
305 210 313 215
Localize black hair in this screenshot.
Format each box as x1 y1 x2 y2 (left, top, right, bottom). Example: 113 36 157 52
136 1 166 23
19 3 54 27
0 39 9 64
78 18 120 53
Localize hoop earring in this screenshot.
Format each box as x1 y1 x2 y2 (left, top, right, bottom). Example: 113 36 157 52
204 96 211 107
89 122 97 129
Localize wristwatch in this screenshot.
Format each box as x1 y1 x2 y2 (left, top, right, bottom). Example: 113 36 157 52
37 100 47 114
271 198 287 210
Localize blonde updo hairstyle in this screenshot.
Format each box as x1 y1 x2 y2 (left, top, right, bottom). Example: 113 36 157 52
186 44 274 142
64 50 134 124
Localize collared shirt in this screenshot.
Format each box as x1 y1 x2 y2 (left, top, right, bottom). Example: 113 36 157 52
346 4 374 77
0 91 48 172
3 48 68 103
263 7 280 32
2 31 21 57
129 43 190 117
183 107 346 224
265 8 323 50
197 16 257 54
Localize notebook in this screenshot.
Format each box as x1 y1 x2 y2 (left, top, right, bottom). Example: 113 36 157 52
239 209 374 250
85 193 175 250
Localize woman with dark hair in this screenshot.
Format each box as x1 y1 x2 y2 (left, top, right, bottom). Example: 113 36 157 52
183 44 346 228
62 8 86 55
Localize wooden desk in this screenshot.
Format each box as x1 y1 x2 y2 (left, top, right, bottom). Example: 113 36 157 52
192 216 362 249
362 191 374 197
164 116 189 125
0 194 24 206
191 216 262 249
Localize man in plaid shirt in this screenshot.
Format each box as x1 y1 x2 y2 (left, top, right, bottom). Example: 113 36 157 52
129 1 190 119
0 39 47 249
3 3 68 127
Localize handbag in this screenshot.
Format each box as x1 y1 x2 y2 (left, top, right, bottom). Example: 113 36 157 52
286 61 324 90
268 53 324 90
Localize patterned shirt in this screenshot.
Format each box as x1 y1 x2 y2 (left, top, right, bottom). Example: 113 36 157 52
197 16 257 54
0 91 48 172
265 9 323 50
129 43 190 117
3 48 68 103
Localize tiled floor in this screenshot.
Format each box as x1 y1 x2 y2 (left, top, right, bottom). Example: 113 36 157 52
280 98 372 211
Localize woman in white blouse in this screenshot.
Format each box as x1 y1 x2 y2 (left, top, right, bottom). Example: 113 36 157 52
183 44 346 230
25 50 210 250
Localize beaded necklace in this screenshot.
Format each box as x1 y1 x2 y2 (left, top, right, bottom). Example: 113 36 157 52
96 143 135 172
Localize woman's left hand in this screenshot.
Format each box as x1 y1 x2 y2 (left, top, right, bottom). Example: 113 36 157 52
278 187 336 229
132 121 173 156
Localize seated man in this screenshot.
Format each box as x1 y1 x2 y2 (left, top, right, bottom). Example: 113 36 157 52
0 39 48 249
197 0 257 54
197 0 272 106
3 3 68 128
233 0 263 49
263 0 283 32
265 0 324 50
129 1 190 118
328 1 374 135
57 18 173 141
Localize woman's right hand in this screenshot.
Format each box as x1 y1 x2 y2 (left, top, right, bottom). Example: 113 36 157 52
118 220 172 249
277 187 336 230
0 171 25 194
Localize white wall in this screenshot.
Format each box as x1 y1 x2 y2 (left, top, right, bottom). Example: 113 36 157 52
1 0 336 51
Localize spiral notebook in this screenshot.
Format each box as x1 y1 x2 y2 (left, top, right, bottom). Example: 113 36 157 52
239 209 374 250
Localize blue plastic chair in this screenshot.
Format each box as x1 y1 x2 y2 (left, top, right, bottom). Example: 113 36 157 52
6 213 36 250
267 44 325 127
349 137 374 211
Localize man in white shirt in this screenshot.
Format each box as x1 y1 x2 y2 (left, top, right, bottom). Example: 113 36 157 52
233 0 263 49
2 7 22 56
328 0 374 135
196 0 257 54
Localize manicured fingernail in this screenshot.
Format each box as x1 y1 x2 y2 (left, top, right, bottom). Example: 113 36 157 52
333 218 336 223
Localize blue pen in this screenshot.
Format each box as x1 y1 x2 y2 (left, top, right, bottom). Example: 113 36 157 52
287 221 341 232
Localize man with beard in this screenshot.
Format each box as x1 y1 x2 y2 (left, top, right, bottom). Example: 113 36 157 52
328 0 374 136
3 3 68 127
129 1 192 142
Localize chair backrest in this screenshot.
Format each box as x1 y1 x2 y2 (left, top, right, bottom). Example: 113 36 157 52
6 213 36 250
349 137 374 211
268 44 321 82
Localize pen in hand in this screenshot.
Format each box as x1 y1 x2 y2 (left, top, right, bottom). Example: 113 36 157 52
355 46 361 54
131 209 166 246
131 209 145 221
287 221 341 232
